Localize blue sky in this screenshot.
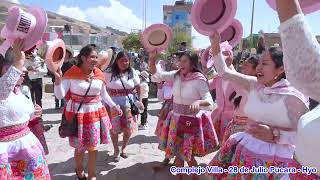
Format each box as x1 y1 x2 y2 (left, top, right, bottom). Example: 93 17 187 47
9 0 320 48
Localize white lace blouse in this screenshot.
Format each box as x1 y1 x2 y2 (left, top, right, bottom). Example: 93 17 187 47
280 14 320 102
0 66 35 128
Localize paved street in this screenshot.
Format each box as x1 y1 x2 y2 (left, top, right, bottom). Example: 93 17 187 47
42 77 215 180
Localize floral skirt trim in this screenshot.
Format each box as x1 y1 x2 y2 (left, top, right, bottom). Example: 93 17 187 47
159 111 219 161
69 115 112 152
109 105 137 134
155 101 173 137
209 133 318 179
221 118 246 145
0 134 50 179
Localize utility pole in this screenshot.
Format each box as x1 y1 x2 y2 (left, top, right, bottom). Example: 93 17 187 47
142 0 146 30
250 0 255 48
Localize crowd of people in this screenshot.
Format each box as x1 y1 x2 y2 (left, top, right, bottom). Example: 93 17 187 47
0 0 320 180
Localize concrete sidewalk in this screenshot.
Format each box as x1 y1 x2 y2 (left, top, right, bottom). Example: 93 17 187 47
42 77 216 180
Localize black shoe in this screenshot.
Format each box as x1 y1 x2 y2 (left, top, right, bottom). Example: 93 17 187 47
43 125 53 132
55 105 59 109
75 169 87 180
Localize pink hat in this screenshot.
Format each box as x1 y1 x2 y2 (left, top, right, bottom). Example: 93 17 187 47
201 41 233 69
220 19 243 48
0 6 48 55
98 48 113 71
43 39 66 73
141 24 173 52
266 0 320 14
191 0 237 36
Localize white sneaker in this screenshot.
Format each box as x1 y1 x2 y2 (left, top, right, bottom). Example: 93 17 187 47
138 124 148 130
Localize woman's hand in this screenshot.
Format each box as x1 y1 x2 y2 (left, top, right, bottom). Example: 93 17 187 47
246 121 275 143
12 38 26 71
189 100 200 113
54 68 63 86
111 105 123 117
209 31 221 56
34 104 42 118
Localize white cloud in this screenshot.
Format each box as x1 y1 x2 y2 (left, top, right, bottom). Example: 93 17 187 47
191 27 210 49
56 0 146 33
57 5 87 22
7 0 20 4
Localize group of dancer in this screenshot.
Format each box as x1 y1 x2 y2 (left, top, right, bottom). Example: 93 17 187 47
0 0 320 180
149 1 320 180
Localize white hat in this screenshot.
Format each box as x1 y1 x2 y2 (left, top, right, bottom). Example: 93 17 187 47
295 107 320 175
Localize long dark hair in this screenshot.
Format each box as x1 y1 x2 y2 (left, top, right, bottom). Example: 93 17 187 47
77 44 97 67
229 55 260 108
109 51 134 81
268 46 286 79
176 52 202 75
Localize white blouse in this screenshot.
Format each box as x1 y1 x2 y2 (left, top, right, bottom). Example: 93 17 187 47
152 71 214 110
280 14 320 102
0 66 35 128
104 70 140 90
54 79 116 108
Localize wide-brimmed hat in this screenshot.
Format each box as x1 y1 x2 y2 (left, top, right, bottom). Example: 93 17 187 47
42 39 66 73
141 24 173 52
266 0 320 14
0 6 48 55
220 19 243 48
98 48 113 71
191 0 237 36
201 41 233 69
139 71 150 82
295 111 320 175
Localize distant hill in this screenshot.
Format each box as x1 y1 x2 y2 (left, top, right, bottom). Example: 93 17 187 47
0 1 128 37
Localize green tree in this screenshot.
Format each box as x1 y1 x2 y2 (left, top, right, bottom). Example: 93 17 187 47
122 33 143 51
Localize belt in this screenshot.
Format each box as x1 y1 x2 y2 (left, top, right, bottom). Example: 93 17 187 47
0 122 30 142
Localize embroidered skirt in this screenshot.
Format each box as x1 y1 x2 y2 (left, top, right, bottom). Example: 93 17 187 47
212 110 234 142
158 103 219 162
108 95 137 134
209 132 316 179
65 100 112 152
155 99 173 137
0 123 50 179
221 116 247 145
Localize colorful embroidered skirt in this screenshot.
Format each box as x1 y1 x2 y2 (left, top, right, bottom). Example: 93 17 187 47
108 95 137 134
28 118 49 155
209 132 318 179
67 104 112 152
159 104 219 161
212 110 234 142
0 127 50 179
155 99 173 137
221 116 247 145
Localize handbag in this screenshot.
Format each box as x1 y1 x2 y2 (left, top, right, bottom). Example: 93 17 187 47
119 76 140 116
58 77 93 138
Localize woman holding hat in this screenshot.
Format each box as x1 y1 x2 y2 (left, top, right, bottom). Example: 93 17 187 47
202 42 237 144
54 44 122 180
0 39 50 179
154 59 179 166
149 51 219 180
208 31 310 179
274 0 320 178
104 51 143 162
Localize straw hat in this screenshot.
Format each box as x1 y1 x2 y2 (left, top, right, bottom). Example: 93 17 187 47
141 24 173 52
